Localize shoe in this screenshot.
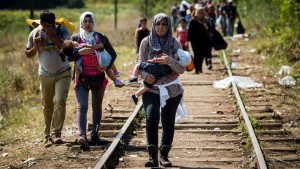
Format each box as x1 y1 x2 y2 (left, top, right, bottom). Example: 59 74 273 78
76 135 87 145
114 79 125 88
114 71 120 77
207 64 212 70
91 133 101 146
128 77 138 84
131 94 138 105
53 133 63 144
44 136 53 148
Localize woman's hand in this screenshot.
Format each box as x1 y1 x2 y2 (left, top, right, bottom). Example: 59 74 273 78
155 53 170 65
145 73 156 84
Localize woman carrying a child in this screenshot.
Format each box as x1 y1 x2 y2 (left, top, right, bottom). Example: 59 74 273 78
138 13 185 167
67 11 118 146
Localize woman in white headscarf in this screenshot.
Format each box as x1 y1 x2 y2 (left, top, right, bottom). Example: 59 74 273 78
69 11 117 146
138 13 185 167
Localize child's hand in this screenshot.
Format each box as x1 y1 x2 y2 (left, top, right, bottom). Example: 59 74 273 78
147 57 159 63
73 41 79 47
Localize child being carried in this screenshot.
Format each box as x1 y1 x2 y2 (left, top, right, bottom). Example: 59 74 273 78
62 40 125 89
128 48 191 104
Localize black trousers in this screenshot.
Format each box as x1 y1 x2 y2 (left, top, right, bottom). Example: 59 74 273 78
191 42 209 73
142 92 182 147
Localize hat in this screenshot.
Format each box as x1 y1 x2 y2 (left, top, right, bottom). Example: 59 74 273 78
177 48 191 67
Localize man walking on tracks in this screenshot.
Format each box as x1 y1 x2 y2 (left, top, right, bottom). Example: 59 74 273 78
25 10 71 148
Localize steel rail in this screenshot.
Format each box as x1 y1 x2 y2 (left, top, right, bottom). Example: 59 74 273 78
94 100 143 169
222 50 268 169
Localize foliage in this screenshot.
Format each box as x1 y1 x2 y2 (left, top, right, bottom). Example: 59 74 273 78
0 65 39 132
0 11 33 40
238 0 300 82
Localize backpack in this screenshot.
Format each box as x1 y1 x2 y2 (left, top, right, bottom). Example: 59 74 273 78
26 17 75 35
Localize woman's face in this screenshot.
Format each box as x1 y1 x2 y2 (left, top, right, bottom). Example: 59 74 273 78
155 18 168 37
140 20 147 28
82 16 94 32
196 9 205 18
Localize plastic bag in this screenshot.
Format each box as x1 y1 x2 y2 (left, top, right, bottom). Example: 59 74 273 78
186 57 195 72
213 76 262 89
278 76 296 86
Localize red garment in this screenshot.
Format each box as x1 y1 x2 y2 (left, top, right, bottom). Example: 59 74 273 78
80 37 102 76
177 29 188 50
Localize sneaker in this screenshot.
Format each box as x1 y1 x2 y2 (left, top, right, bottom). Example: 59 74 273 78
44 137 53 148
131 94 138 105
114 79 125 88
114 71 120 77
53 133 63 144
91 133 101 146
128 77 138 84
207 64 212 70
76 135 87 145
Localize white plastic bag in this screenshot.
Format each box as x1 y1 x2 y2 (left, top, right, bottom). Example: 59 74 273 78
175 104 188 123
278 76 296 86
213 76 262 89
278 66 293 76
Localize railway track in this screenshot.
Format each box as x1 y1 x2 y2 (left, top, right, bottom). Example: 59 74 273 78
69 44 299 168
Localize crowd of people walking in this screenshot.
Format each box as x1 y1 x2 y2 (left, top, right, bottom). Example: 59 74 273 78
24 0 240 167
171 0 239 73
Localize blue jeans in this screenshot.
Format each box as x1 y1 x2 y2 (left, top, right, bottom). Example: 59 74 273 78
142 92 182 147
227 18 234 37
172 15 178 32
75 83 105 136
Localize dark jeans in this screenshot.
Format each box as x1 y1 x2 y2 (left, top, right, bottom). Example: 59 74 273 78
172 15 178 32
139 62 173 88
191 42 206 73
75 83 105 136
205 45 213 66
142 92 182 147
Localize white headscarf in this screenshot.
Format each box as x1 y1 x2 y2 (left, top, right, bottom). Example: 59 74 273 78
79 11 97 44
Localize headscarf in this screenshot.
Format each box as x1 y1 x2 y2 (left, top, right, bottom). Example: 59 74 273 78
79 11 97 45
195 6 209 24
149 13 174 56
